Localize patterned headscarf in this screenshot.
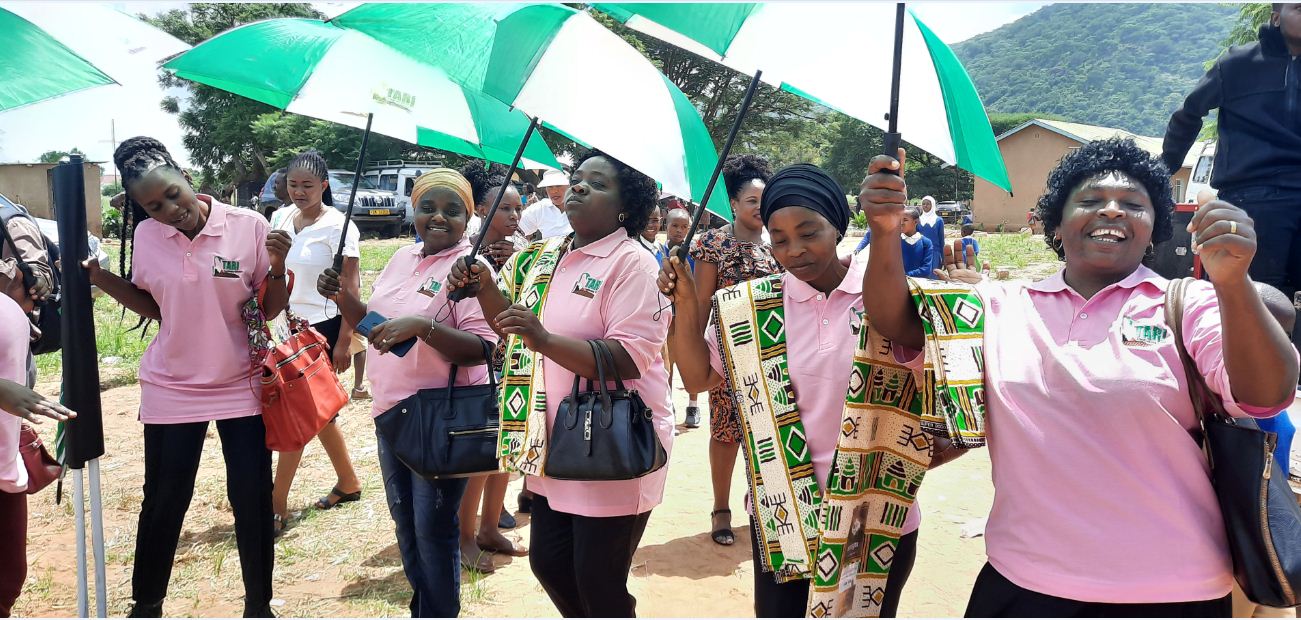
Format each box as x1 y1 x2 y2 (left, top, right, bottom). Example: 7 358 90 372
411 168 474 212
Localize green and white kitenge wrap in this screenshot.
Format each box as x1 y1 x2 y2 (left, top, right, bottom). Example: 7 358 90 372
497 237 567 475
712 275 985 618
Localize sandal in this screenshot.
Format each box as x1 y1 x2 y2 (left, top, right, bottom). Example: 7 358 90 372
315 486 361 510
272 513 287 537
710 509 735 546
477 533 529 557
350 386 371 400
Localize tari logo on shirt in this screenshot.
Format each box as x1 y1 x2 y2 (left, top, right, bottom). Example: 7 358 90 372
1120 317 1169 347
212 256 242 278
418 277 443 298
572 273 603 299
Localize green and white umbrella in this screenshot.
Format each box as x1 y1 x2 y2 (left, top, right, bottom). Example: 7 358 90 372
163 18 561 170
0 7 115 112
333 2 721 207
594 2 1013 192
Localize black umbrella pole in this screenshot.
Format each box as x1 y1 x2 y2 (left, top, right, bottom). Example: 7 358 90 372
882 2 906 162
676 70 764 262
54 155 104 468
334 113 375 272
448 116 540 303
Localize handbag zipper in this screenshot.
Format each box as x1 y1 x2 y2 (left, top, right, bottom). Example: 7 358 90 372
448 428 498 437
274 343 322 369
1260 435 1295 603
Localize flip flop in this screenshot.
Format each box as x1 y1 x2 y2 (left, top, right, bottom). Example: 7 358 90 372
711 509 735 546
478 535 529 557
315 486 361 510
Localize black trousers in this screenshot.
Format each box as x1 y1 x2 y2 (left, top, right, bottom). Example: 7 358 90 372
963 563 1232 618
1221 186 1301 351
132 415 274 616
529 494 651 617
750 521 918 618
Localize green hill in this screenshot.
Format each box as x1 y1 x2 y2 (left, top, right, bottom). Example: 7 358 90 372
953 3 1238 137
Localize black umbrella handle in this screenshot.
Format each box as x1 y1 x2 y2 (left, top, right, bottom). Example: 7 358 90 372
334 113 375 273
675 70 764 262
881 3 906 174
447 116 540 303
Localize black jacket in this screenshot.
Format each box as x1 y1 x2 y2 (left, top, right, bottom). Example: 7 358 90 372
1162 26 1301 193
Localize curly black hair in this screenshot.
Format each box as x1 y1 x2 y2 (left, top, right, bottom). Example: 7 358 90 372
572 148 659 237
722 154 773 201
1035 137 1174 260
458 160 511 207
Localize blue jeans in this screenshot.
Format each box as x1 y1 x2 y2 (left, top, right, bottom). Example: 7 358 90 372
376 427 468 618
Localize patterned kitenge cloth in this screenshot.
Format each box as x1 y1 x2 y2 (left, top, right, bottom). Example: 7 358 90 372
712 274 986 617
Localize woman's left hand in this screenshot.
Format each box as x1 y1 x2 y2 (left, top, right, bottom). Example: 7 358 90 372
266 230 292 272
368 316 431 354
1189 190 1256 284
332 343 353 373
496 304 550 351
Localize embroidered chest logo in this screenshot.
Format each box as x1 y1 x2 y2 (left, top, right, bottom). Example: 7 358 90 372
1120 317 1169 347
418 277 443 298
850 307 865 337
212 256 242 278
572 273 603 299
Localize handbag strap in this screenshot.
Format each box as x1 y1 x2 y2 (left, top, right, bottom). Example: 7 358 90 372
444 336 497 405
593 339 628 392
1164 277 1231 433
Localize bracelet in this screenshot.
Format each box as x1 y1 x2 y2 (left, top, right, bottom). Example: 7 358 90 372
267 272 287 280
424 319 438 342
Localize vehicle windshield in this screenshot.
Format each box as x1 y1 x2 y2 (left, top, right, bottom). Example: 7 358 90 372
330 172 379 190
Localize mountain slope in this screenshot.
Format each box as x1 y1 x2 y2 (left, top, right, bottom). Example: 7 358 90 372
953 3 1237 137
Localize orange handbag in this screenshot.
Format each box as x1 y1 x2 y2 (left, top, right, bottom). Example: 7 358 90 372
260 309 349 452
254 272 349 452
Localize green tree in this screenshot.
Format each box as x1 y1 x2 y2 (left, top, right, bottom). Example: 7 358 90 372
38 147 84 163
147 4 320 199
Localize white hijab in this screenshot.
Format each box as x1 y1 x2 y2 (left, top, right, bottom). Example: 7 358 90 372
918 196 939 228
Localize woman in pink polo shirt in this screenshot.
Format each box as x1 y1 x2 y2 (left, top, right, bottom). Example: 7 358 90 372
660 164 922 618
0 261 75 618
83 137 290 618
317 168 495 618
448 149 672 617
862 138 1299 617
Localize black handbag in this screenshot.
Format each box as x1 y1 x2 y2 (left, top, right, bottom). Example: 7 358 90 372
543 339 667 481
1167 277 1301 607
374 337 500 479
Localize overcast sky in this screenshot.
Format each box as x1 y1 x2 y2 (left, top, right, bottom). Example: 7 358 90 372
0 1 1048 167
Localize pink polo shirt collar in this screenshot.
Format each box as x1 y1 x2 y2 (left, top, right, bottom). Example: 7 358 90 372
1026 263 1159 296
783 259 863 302
567 227 627 259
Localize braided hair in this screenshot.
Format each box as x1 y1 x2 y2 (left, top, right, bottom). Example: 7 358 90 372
572 148 659 238
286 150 332 206
114 136 184 330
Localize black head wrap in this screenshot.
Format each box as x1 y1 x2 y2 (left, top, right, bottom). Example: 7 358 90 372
759 164 849 236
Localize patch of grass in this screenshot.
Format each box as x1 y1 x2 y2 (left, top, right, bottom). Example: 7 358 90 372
976 231 1059 270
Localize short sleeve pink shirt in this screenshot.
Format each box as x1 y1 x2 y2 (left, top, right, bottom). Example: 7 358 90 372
0 295 29 493
977 265 1281 603
366 238 496 417
524 230 675 518
706 256 921 534
130 197 270 424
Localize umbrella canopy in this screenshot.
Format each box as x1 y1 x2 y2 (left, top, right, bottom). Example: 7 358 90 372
333 2 722 210
163 18 561 170
0 6 116 112
594 2 1013 193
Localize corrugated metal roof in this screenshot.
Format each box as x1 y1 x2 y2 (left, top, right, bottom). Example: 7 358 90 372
998 118 1175 163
